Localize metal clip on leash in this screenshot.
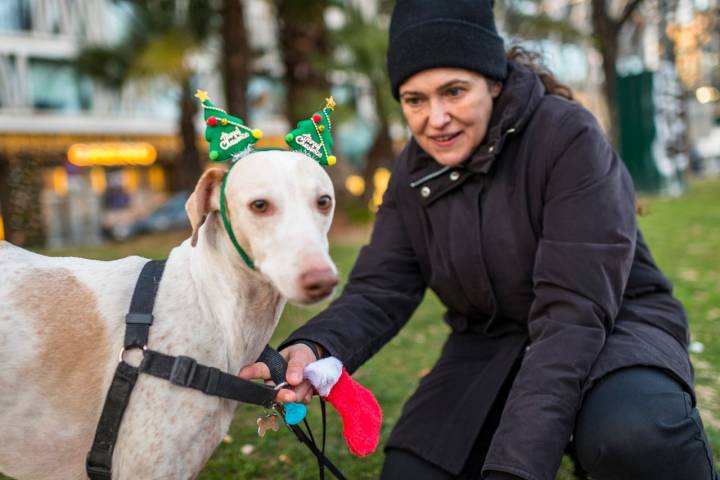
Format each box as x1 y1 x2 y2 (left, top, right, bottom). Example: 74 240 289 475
256 345 346 480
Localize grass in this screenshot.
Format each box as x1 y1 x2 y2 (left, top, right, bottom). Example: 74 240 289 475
3 177 719 479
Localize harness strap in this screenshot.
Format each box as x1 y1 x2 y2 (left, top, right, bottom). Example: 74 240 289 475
124 260 166 349
86 361 139 480
87 260 166 480
139 350 277 408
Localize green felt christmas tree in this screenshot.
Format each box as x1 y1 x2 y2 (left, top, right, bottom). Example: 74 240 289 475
195 89 262 163
284 97 337 166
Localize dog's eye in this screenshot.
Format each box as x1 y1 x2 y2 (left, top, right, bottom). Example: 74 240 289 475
317 195 333 211
250 199 268 213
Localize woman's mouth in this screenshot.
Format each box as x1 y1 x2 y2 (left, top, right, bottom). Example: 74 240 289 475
429 132 461 147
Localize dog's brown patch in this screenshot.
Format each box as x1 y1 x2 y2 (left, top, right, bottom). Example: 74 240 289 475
15 268 110 421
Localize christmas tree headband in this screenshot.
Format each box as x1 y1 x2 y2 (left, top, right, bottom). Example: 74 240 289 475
195 90 337 269
195 89 337 166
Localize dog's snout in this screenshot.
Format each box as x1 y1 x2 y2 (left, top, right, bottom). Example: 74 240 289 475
300 268 338 301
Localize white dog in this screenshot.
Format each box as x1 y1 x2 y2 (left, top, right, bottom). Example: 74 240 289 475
0 150 338 479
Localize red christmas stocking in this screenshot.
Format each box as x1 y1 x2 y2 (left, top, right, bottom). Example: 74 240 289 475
304 357 382 456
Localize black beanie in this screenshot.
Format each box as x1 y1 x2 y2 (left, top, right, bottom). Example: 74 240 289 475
386 0 507 99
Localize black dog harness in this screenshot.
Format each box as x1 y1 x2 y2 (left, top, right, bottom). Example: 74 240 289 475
86 260 345 480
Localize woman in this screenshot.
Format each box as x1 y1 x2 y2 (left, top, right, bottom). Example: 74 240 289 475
241 1 718 478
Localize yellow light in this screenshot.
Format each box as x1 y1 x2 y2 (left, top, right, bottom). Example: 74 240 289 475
148 166 166 192
52 167 68 196
371 167 391 209
345 175 365 197
696 86 720 104
368 199 379 213
89 167 107 194
67 142 157 167
0 214 4 241
123 168 140 193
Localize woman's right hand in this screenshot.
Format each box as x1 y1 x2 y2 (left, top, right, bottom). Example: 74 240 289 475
238 343 319 404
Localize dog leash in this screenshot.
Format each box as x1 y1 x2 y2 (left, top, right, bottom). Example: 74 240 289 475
87 260 346 480
257 346 347 480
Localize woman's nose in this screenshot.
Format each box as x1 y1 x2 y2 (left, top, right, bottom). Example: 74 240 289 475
428 100 450 128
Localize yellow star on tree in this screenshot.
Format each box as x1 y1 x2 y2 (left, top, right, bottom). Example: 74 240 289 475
194 89 210 102
325 96 336 110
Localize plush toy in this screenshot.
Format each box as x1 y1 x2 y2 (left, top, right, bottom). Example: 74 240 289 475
304 357 382 456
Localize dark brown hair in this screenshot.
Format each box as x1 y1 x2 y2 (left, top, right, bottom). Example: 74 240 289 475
506 46 574 101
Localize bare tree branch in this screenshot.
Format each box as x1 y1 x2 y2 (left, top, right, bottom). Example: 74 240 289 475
618 0 644 28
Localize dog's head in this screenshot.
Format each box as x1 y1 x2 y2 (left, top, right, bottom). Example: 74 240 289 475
185 150 337 304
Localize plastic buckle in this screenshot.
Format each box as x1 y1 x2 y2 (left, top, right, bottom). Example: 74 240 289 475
169 356 197 387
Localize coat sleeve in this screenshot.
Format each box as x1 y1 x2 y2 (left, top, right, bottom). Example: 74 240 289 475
279 166 427 373
483 107 637 480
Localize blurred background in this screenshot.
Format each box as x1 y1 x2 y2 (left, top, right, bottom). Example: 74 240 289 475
0 0 717 249
1 2 720 478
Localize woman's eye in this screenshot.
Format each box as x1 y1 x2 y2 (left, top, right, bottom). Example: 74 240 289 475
317 195 333 211
403 97 422 107
445 87 463 97
250 199 268 213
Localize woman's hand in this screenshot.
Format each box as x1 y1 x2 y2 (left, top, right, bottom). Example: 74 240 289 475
238 343 319 404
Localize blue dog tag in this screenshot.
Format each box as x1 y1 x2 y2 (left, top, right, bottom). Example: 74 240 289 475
284 402 307 425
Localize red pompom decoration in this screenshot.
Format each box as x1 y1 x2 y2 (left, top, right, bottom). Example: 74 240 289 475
207 116 218 126
312 114 322 124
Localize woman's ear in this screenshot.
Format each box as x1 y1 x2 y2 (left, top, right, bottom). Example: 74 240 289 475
185 168 227 247
490 80 503 99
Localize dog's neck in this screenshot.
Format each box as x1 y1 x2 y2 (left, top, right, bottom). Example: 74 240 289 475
173 215 285 372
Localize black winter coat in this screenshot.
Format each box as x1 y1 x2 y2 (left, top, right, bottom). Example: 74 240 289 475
280 62 693 480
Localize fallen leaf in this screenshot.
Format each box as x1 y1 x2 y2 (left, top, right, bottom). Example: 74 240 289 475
241 444 255 455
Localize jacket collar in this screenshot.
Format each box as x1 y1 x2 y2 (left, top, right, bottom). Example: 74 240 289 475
407 61 545 205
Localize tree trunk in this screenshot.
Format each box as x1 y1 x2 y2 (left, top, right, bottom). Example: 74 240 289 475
222 0 249 120
0 153 13 241
591 0 645 148
275 0 330 123
172 78 203 192
3 153 44 246
591 0 620 147
361 86 395 205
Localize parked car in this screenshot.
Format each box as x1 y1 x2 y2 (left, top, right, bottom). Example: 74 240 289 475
108 191 190 241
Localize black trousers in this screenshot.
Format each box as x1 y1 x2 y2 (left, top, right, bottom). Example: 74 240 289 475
380 367 718 480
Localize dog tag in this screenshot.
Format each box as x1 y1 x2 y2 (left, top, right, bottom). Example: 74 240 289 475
256 414 279 437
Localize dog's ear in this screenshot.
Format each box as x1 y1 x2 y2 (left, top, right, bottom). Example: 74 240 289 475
186 168 226 247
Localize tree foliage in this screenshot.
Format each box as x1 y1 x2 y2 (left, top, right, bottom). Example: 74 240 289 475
74 0 218 192
499 0 645 147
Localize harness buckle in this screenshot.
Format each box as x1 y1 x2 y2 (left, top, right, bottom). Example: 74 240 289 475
169 355 198 387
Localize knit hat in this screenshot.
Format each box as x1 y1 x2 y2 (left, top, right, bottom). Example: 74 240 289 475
386 0 507 99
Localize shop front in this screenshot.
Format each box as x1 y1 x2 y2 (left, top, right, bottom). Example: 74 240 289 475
0 133 180 248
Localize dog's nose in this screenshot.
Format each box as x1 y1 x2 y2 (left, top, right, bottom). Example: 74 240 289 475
300 268 338 301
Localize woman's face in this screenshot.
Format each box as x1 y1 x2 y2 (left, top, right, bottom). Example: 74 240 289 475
399 68 502 167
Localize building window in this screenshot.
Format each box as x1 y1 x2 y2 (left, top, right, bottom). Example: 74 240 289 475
0 0 31 32
29 59 93 111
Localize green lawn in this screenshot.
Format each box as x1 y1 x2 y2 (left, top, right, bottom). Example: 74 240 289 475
4 178 719 479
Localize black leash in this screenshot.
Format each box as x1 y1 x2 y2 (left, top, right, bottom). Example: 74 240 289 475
87 260 346 480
